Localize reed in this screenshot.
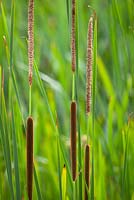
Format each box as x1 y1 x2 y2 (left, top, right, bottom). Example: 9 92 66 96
26 117 34 200
70 101 77 181
84 144 90 200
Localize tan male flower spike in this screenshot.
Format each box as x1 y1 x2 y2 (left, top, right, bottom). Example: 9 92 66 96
71 0 76 72
28 0 34 86
86 16 93 114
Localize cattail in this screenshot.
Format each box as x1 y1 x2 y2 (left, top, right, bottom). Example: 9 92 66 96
70 101 77 181
26 117 33 200
71 0 76 72
84 144 90 200
86 16 93 114
28 0 34 86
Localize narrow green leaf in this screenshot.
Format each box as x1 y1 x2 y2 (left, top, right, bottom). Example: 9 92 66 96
57 139 62 200
0 92 14 199
11 106 21 200
60 140 73 189
34 62 56 129
34 166 43 200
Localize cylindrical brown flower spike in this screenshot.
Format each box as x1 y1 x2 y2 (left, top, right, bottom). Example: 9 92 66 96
27 117 33 200
28 0 34 86
71 0 76 72
86 17 93 114
70 101 77 181
84 144 90 200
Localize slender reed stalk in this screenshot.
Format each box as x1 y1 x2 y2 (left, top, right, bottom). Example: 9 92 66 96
91 14 97 200
27 117 34 200
28 0 34 115
71 0 76 72
28 0 34 86
70 101 77 181
86 16 93 115
84 144 90 200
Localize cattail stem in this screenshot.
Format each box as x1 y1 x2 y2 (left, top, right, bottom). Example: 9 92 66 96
28 0 34 86
73 181 76 200
84 144 90 200
72 73 75 101
86 16 93 115
71 0 76 72
27 117 33 200
29 85 32 116
70 101 77 181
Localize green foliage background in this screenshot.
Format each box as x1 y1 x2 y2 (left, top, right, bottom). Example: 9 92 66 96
0 0 134 199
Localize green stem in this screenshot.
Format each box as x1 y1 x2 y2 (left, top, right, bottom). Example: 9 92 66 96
86 115 90 143
73 181 76 200
72 73 75 101
29 85 32 116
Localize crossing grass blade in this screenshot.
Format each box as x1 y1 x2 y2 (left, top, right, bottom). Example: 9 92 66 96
10 0 14 70
11 106 21 200
0 90 14 199
8 0 25 129
60 139 73 190
34 166 43 200
57 139 62 200
66 0 70 25
1 2 9 40
121 125 129 199
34 62 55 129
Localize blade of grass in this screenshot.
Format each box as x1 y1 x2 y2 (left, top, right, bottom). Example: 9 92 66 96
66 0 70 25
122 126 129 199
0 91 14 199
10 0 14 70
57 138 62 200
34 61 55 129
34 166 43 200
59 139 73 189
7 0 25 130
1 2 9 41
10 69 25 129
11 106 21 200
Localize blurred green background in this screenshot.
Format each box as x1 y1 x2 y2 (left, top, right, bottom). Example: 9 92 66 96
0 0 134 199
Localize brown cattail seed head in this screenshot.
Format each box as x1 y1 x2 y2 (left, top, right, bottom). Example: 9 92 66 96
70 101 77 181
71 0 76 72
28 0 34 86
27 117 33 200
86 16 93 115
84 144 90 200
